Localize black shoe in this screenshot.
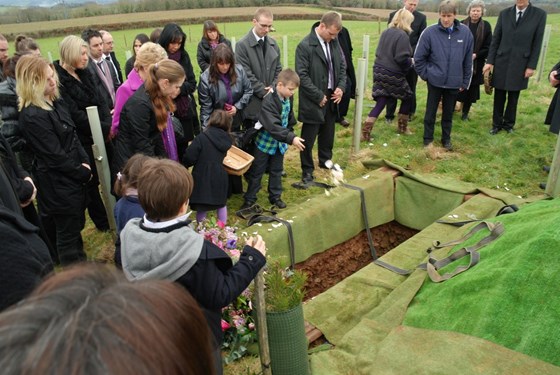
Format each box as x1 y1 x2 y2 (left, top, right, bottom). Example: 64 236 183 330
442 141 453 151
271 198 287 209
302 173 314 184
240 200 255 210
489 127 501 135
339 118 350 128
281 170 287 177
505 128 514 134
385 117 394 124
544 165 551 173
461 113 469 121
539 182 547 190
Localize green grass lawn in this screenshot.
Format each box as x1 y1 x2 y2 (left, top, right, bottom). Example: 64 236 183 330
33 14 560 374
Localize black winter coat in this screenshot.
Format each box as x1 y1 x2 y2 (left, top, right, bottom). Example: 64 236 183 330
0 133 32 204
295 29 347 124
0 77 23 152
112 85 165 173
183 126 232 209
487 3 547 91
196 35 232 72
0 203 53 312
19 100 91 215
55 62 112 144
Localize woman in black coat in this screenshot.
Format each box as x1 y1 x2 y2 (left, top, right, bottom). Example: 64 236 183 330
456 0 492 121
113 59 186 174
159 23 200 154
56 35 112 231
0 54 34 173
196 20 232 72
17 55 92 266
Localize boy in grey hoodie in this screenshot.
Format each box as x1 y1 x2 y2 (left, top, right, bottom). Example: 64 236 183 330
119 158 266 374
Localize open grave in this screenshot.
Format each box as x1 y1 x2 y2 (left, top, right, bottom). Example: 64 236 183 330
249 160 560 373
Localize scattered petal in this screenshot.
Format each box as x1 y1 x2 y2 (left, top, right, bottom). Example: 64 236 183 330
383 143 388 147
287 220 294 223
363 174 370 179
452 214 459 218
272 223 282 228
268 228 272 232
325 190 331 196
505 187 510 191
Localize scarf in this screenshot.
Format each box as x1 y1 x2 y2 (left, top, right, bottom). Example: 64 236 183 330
462 17 486 55
219 73 233 105
167 51 190 118
162 113 179 161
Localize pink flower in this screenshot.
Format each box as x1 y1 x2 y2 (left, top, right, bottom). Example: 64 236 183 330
217 220 225 229
221 319 231 331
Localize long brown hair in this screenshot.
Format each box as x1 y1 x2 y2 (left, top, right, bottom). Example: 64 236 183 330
144 59 185 132
208 43 237 86
0 264 215 374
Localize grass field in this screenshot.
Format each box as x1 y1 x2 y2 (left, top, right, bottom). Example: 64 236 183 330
23 10 560 374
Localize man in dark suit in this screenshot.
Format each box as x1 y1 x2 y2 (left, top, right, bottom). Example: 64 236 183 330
235 8 282 130
100 30 123 85
82 28 118 110
385 0 427 123
484 0 546 134
296 11 346 186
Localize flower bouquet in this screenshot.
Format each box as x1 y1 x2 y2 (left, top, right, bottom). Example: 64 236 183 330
195 217 257 363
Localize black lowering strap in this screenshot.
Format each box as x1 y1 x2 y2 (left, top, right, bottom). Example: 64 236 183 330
341 183 377 261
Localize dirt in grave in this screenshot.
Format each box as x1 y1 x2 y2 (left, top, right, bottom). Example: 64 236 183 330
296 221 419 300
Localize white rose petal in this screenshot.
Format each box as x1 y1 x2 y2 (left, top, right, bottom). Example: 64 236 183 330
383 143 388 147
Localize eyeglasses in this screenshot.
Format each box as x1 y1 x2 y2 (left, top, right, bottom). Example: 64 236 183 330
258 23 273 29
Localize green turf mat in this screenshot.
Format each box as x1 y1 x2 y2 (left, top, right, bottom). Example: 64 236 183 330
404 198 560 367
254 170 394 265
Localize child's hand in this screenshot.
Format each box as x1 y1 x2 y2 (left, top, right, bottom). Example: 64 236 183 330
292 137 305 152
246 235 266 256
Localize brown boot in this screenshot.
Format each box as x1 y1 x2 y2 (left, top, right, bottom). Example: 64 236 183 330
397 114 413 135
361 117 376 142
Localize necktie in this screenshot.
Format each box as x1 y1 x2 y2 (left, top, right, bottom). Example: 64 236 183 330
97 61 105 74
324 41 334 90
258 38 266 58
516 11 522 25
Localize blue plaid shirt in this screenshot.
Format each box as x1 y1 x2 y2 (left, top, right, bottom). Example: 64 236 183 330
255 97 291 155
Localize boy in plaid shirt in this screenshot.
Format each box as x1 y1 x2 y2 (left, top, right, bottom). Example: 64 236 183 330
242 69 305 209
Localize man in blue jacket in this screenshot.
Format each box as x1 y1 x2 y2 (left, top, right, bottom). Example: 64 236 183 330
414 0 473 151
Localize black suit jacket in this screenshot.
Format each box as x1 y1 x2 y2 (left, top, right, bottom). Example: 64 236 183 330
109 51 124 84
388 9 427 51
487 3 547 91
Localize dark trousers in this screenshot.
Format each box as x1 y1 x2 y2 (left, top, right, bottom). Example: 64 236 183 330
423 83 459 144
385 69 418 119
493 88 520 130
300 103 336 176
244 148 284 203
41 210 86 266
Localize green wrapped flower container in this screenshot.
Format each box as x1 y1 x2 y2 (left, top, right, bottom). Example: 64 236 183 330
266 303 309 375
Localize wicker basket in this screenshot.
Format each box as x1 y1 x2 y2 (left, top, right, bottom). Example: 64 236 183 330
223 146 254 176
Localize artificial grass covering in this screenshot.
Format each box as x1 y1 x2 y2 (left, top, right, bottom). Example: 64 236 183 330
403 198 560 367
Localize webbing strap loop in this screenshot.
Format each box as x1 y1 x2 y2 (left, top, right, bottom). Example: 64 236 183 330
375 221 504 283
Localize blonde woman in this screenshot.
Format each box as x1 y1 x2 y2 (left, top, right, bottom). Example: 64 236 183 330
111 42 167 138
112 59 185 173
55 35 112 232
17 55 92 266
362 8 415 140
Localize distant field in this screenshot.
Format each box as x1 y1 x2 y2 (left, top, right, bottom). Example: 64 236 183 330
0 6 339 38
